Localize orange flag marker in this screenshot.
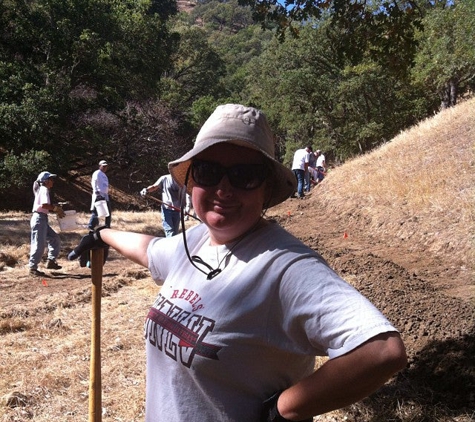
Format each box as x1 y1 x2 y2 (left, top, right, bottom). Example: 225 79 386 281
343 232 348 239
42 279 49 287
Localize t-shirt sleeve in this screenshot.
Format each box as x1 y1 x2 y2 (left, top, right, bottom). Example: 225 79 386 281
279 259 397 359
39 186 50 206
154 175 165 191
146 224 206 285
147 236 179 284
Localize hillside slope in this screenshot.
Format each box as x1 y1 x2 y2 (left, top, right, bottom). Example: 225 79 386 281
270 97 474 301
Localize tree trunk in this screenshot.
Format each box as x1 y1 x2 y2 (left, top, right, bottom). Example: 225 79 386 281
440 79 458 109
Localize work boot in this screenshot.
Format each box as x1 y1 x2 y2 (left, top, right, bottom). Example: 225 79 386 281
30 268 45 276
46 259 62 270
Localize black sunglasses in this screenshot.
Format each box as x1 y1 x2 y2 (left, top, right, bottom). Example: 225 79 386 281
191 159 269 190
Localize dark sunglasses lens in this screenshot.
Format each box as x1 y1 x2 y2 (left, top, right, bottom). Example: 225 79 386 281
228 165 268 189
192 161 223 186
192 160 268 190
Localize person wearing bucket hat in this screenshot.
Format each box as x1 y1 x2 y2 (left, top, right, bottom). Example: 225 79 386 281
88 159 111 230
28 171 65 276
69 104 406 422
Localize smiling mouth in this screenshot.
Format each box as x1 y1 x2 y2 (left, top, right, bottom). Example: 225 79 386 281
212 202 237 212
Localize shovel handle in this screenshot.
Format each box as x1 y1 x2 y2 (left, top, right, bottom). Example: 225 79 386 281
89 248 104 422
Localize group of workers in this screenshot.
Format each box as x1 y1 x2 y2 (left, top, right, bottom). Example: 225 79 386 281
29 160 191 275
291 146 326 199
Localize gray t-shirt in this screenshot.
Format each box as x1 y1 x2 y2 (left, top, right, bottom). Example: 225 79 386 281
153 174 182 210
145 222 396 421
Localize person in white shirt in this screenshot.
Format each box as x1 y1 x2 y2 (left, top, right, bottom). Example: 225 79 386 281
88 159 111 230
315 150 326 183
29 171 65 276
69 104 407 422
305 149 316 192
291 146 312 198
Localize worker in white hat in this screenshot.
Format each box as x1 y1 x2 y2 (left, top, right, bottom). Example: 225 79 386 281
28 171 65 276
88 159 111 230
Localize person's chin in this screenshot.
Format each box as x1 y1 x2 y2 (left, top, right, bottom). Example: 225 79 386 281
207 210 234 222
205 210 240 228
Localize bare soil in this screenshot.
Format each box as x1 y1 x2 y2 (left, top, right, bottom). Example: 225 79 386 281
268 192 474 419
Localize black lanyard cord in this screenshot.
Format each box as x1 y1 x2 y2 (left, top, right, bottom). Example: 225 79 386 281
180 167 214 279
179 165 268 281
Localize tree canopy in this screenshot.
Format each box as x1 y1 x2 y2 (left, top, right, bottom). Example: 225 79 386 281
0 0 178 186
412 0 475 108
1 0 474 201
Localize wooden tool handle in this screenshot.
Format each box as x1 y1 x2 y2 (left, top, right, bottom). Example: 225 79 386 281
89 248 104 422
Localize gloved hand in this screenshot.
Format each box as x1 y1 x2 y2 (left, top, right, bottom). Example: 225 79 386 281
53 205 66 218
184 206 190 215
79 246 110 267
68 226 108 261
140 188 148 197
260 392 312 422
95 194 105 202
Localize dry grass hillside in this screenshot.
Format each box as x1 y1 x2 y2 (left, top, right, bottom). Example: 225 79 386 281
318 98 474 299
1 98 474 421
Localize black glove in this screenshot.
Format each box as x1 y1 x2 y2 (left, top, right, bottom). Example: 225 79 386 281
95 194 105 202
79 246 110 267
261 392 313 422
68 227 108 261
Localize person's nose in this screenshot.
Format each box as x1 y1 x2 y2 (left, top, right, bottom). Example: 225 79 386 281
215 174 233 197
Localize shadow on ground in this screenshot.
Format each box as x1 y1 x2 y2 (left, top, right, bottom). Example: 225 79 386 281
360 327 475 421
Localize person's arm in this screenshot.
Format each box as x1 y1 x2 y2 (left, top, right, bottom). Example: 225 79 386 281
37 187 65 216
141 179 163 196
91 171 99 194
96 229 156 267
276 332 407 420
304 153 311 171
41 202 64 214
144 184 160 194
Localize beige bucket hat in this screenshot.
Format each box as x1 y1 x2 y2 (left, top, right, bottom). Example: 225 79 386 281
168 104 296 208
